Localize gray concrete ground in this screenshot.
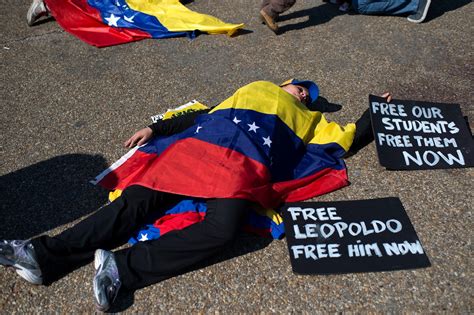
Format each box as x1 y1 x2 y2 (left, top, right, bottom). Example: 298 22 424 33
1 0 472 313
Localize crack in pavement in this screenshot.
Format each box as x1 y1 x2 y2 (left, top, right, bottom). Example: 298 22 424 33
1 30 65 46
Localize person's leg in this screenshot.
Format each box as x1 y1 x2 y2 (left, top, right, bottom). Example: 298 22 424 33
260 0 271 10
352 0 419 15
113 198 251 291
260 0 297 33
30 185 178 284
262 0 297 18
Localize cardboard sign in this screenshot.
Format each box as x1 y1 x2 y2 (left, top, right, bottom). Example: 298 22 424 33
369 95 474 170
281 198 431 275
150 100 209 123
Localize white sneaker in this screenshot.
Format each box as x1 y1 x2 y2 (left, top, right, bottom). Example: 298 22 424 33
26 0 49 26
0 240 43 285
93 249 121 312
407 0 431 23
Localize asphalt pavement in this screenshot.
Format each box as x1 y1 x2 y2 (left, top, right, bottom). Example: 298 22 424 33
0 0 472 313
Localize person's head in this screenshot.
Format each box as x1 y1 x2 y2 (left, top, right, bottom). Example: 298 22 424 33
282 84 310 105
280 79 319 106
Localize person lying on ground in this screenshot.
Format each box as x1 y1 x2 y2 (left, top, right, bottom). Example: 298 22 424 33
0 79 390 312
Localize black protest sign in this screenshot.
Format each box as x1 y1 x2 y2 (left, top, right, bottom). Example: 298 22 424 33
281 198 430 275
369 95 474 170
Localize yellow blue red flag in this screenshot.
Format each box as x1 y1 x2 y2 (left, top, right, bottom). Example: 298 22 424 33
44 0 244 47
93 81 356 208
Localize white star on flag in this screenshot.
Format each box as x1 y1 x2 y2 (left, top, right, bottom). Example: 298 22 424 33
247 122 260 133
138 233 149 241
195 126 203 133
105 14 121 27
262 136 272 147
124 15 135 23
233 117 241 124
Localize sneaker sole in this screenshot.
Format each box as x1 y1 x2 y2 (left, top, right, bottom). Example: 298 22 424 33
26 3 40 26
93 280 110 312
93 278 110 312
94 249 106 271
16 266 43 285
0 256 42 284
407 0 431 23
93 249 112 311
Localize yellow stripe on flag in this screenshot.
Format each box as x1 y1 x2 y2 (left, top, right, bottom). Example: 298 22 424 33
309 115 356 152
252 206 284 225
108 189 123 202
211 81 355 150
125 0 244 35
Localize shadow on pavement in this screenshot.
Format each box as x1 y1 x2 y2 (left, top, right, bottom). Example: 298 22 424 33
310 96 343 113
278 2 343 34
425 0 472 23
0 154 109 240
31 16 55 27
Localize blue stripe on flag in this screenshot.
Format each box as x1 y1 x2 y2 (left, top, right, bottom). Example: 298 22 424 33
88 0 194 39
138 109 346 182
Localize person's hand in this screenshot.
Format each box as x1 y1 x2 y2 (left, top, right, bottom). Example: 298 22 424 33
124 127 153 149
381 92 392 102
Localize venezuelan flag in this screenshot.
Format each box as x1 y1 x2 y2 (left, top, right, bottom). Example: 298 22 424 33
127 199 285 244
44 0 244 47
93 81 355 208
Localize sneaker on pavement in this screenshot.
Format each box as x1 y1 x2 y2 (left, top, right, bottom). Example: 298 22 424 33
407 0 431 23
93 249 121 312
259 9 279 34
26 0 49 26
0 240 43 284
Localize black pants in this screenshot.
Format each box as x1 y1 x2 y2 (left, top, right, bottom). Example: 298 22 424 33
31 186 250 290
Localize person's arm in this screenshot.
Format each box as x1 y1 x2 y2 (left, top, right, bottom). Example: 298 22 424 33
345 92 392 157
124 108 211 149
148 108 211 136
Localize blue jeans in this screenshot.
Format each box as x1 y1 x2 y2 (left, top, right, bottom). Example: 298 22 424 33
352 0 419 15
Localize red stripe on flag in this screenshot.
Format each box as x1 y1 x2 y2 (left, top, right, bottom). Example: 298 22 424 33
275 168 349 202
98 138 349 207
127 138 275 205
45 0 151 47
153 212 206 236
98 150 157 191
98 138 278 206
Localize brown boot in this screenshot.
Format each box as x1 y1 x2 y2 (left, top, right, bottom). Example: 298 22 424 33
259 9 279 34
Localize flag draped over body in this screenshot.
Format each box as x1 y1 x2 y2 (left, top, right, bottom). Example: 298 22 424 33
93 81 356 209
44 0 244 47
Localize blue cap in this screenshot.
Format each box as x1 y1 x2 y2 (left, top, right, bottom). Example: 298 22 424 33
280 78 320 105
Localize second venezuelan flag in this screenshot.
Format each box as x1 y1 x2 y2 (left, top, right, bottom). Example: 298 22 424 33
44 0 244 47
